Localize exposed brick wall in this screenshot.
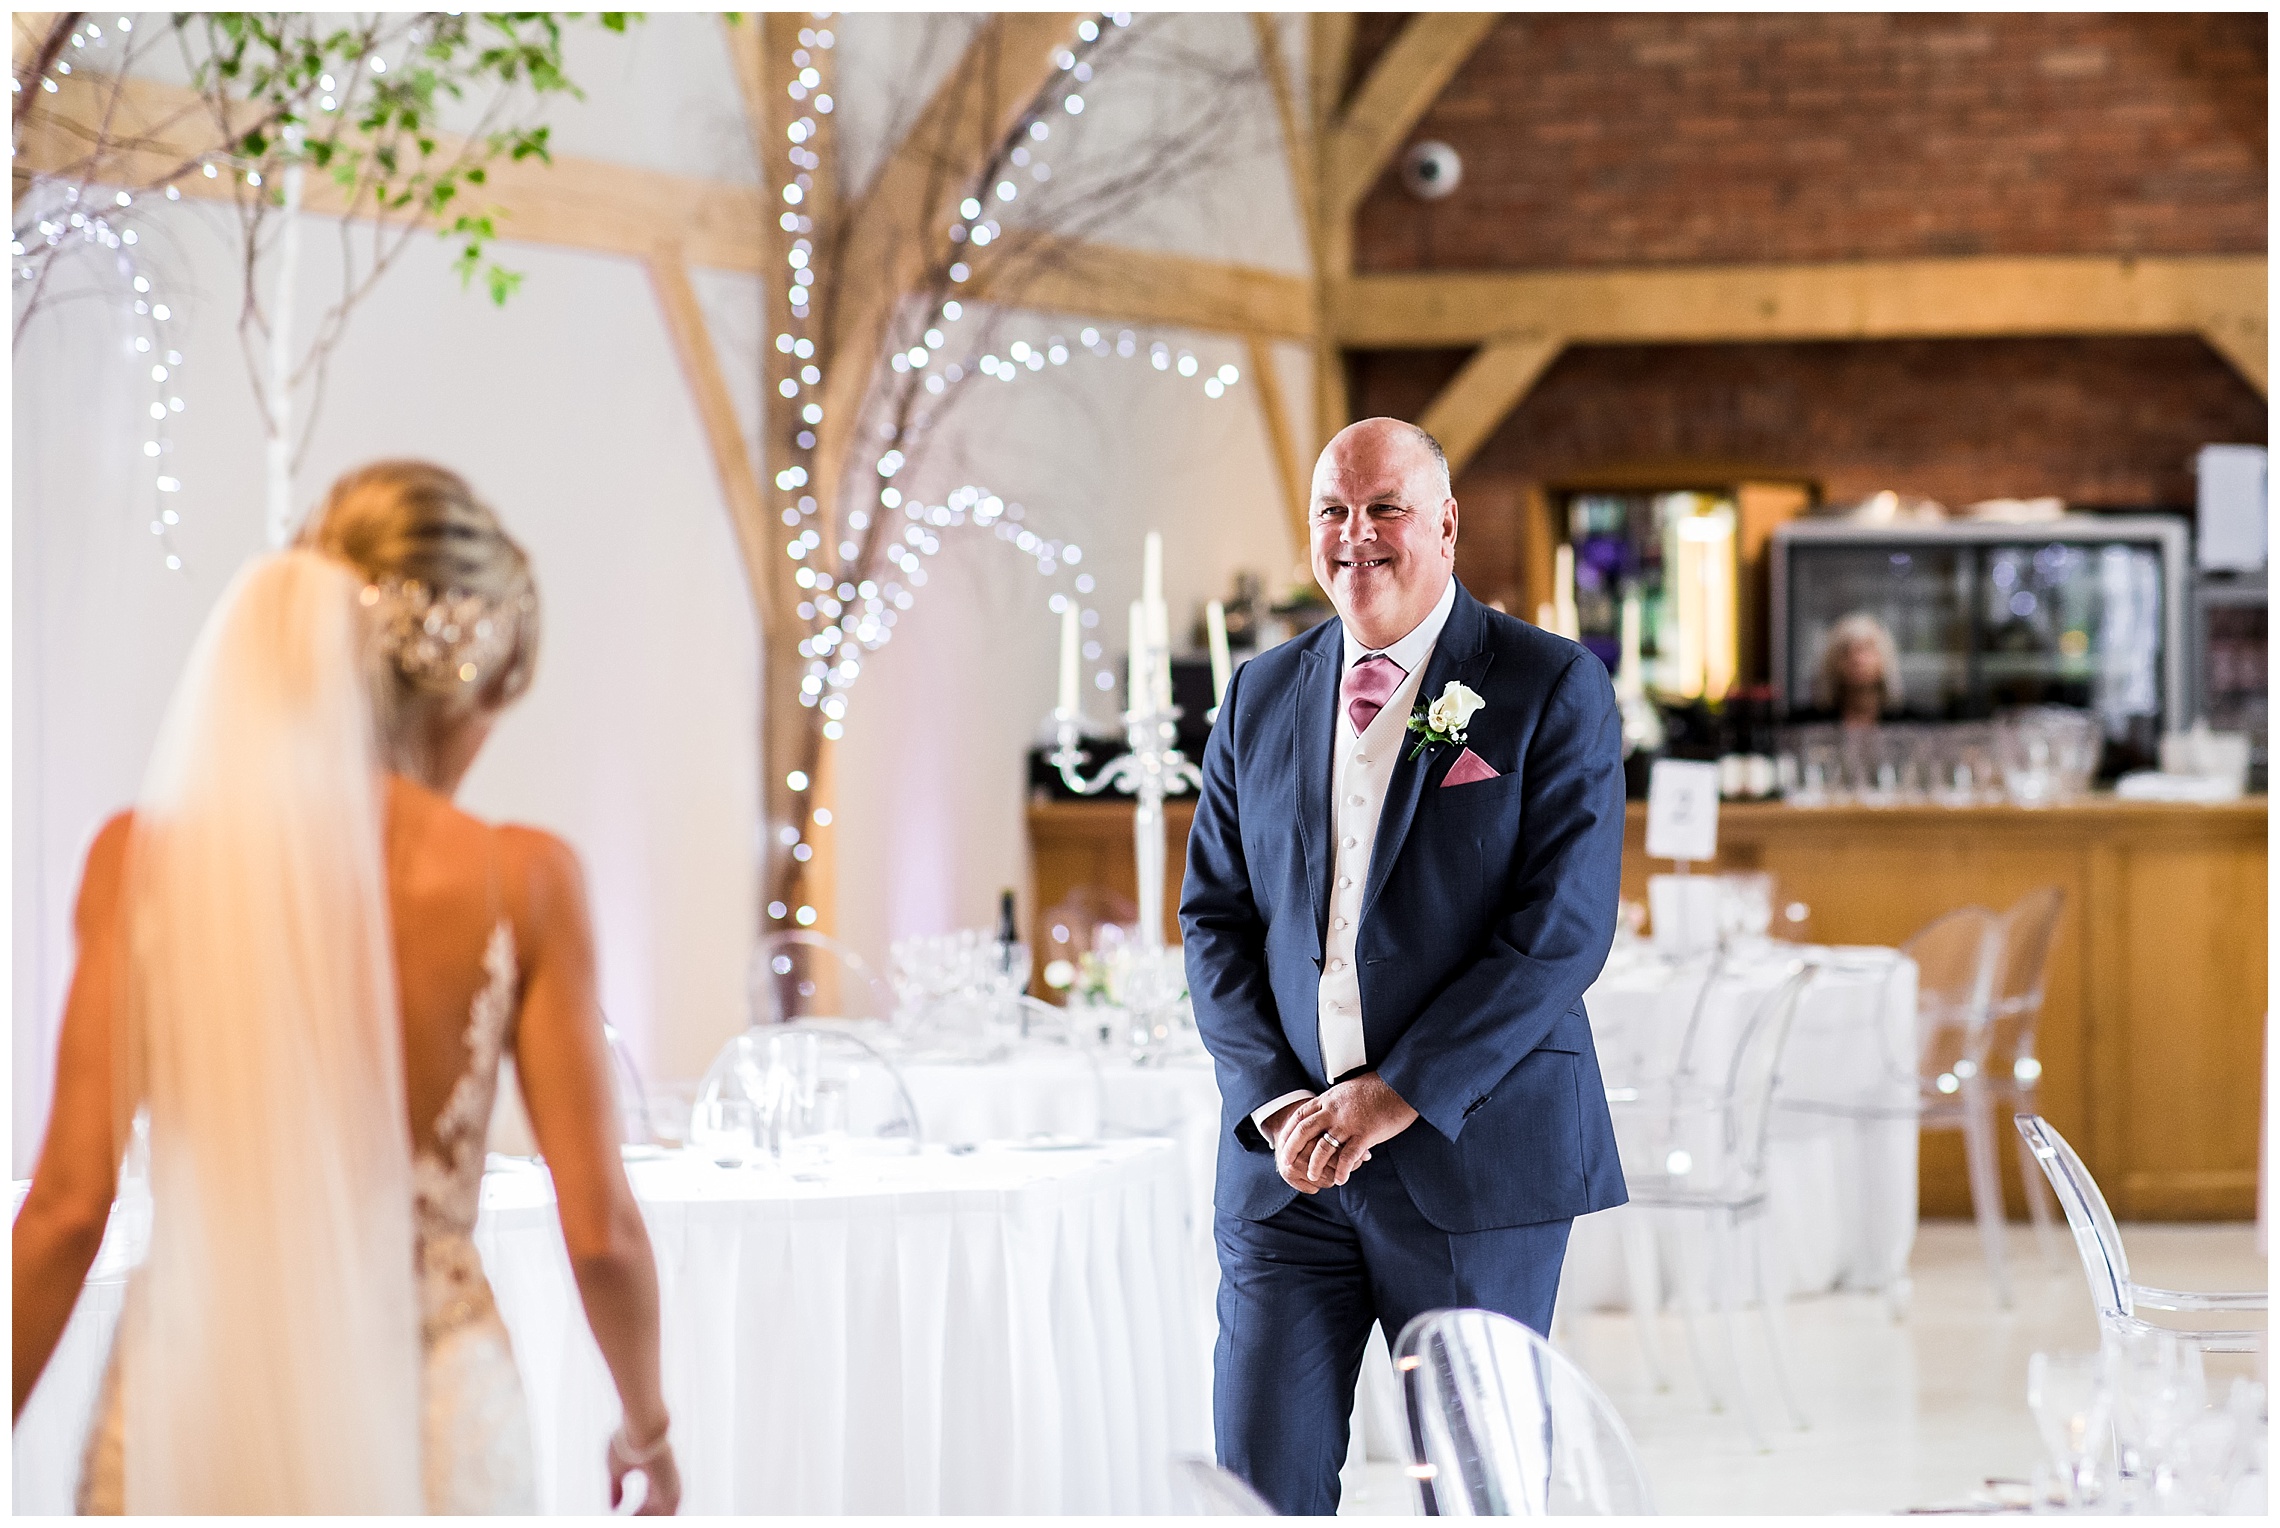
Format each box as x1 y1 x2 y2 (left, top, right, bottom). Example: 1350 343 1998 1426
1350 336 2266 610
1351 12 2267 271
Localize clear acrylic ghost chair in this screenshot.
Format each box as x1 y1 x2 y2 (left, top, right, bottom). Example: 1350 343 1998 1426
1622 963 1819 1450
1393 1307 1656 1515
1169 1457 1276 1516
1903 904 2014 1305
1776 905 2006 1312
2013 1115 2264 1355
1984 887 2067 1265
921 996 1106 1146
601 1018 658 1145
690 1022 922 1167
1601 946 1742 1395
750 930 896 1026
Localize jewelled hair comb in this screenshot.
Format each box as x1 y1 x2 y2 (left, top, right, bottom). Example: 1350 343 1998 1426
359 578 532 692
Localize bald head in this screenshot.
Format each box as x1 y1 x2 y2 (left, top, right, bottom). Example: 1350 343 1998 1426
1308 417 1459 649
1314 417 1453 505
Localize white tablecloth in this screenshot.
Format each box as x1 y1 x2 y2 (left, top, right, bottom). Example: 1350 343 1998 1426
13 1140 1204 1515
482 1138 1204 1514
15 948 1916 1511
1562 942 1920 1308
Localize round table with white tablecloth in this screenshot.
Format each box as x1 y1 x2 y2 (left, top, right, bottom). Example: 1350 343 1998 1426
479 1137 1207 1514
1562 941 1920 1309
13 1139 1204 1516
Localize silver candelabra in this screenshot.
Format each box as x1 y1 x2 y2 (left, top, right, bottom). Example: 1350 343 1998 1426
1048 692 1206 952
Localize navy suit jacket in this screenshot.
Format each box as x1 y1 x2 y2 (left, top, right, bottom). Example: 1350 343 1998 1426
1179 581 1629 1232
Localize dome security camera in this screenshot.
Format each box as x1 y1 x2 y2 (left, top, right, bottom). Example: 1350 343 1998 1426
1400 140 1462 201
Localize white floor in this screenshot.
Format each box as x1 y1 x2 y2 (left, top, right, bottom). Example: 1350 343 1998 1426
1339 1220 2267 1516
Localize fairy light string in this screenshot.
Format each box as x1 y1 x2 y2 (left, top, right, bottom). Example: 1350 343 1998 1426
13 16 192 571
769 10 1239 754
766 11 1240 925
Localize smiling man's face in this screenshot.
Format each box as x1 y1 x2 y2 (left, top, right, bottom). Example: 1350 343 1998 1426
1308 418 1459 651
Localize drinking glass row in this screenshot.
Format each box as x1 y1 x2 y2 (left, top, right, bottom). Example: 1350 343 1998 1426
1783 708 2104 808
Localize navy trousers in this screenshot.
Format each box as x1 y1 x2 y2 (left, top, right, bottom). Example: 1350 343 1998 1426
1213 1159 1572 1517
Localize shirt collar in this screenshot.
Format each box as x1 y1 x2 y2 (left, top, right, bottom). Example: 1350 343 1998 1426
1341 574 1456 677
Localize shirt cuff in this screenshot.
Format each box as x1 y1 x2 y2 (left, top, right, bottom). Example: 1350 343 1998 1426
1250 1090 1316 1141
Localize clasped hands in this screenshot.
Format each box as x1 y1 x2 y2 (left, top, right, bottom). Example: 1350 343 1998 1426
1264 1072 1419 1193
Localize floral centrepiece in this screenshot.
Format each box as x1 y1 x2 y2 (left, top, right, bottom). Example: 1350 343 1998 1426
1407 680 1486 759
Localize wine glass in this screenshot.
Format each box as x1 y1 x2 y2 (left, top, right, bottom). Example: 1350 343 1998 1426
2105 1328 2203 1507
2028 1350 2113 1510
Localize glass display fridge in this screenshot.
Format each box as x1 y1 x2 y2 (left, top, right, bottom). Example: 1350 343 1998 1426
2191 574 2267 791
1769 516 2189 776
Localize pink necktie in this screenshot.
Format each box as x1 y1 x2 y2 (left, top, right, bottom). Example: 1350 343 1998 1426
1342 653 1406 736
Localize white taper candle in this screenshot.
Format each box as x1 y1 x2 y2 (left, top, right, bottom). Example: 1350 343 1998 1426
1205 600 1231 707
1058 601 1079 716
1142 530 1163 613
1128 601 1145 714
1147 598 1171 713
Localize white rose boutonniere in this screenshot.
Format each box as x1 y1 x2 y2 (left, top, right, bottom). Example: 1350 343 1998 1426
1406 680 1486 759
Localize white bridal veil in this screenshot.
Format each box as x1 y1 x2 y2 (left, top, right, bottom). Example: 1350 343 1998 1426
116 550 422 1511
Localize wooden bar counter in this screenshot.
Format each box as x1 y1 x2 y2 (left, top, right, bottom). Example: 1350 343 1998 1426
1027 794 2266 1221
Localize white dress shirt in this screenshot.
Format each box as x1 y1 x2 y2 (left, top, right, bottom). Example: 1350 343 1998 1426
1252 576 1457 1137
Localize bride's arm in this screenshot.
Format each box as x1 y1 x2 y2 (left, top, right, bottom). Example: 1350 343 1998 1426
508 828 677 1510
13 814 133 1420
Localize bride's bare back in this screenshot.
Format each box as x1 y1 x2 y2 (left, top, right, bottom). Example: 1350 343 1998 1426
383 776 605 1169
14 779 676 1512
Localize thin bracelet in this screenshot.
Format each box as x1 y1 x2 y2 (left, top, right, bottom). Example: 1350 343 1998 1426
610 1418 672 1469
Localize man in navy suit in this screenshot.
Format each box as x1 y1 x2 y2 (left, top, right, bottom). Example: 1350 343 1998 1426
1180 417 1628 1515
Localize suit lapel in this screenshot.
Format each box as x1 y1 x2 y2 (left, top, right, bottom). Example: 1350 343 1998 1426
1360 587 1495 928
1292 639 1337 956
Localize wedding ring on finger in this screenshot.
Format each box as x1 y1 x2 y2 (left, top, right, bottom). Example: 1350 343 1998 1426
1323 1136 1342 1153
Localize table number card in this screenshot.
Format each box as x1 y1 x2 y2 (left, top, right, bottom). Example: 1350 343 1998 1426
1645 758 1721 864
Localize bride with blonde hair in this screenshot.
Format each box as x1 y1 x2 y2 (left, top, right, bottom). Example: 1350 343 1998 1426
12 461 680 1513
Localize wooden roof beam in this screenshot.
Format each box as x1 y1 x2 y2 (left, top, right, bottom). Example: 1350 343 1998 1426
17 68 1317 349
1322 13 1497 221
808 13 1079 516
962 231 1310 339
15 70 774 265
1334 255 2267 354
1417 333 1565 479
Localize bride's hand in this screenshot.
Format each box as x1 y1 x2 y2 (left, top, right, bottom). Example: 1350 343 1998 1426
608 1423 682 1514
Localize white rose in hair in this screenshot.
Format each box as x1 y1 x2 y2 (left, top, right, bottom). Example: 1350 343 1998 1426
1428 681 1485 737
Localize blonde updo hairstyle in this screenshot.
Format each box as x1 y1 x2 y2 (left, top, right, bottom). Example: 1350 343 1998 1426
299 461 541 784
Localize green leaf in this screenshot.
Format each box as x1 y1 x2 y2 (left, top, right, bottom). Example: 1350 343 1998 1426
486 264 524 305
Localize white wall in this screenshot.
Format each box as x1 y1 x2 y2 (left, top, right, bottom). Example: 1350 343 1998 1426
11 19 765 1170
11 13 1310 1168
824 12 1309 964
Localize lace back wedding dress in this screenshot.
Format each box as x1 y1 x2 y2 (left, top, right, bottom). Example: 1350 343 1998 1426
80 900 537 1514
411 913 537 1513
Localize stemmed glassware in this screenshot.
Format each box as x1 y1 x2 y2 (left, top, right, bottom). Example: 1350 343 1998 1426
1995 708 2102 807
2027 1350 2112 1511
1776 719 2070 808
2021 1340 2268 1514
887 929 1030 1011
2105 1329 2203 1507
887 928 1031 1055
690 1029 816 1168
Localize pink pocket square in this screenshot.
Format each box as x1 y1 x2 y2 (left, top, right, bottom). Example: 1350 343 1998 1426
1442 747 1499 786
